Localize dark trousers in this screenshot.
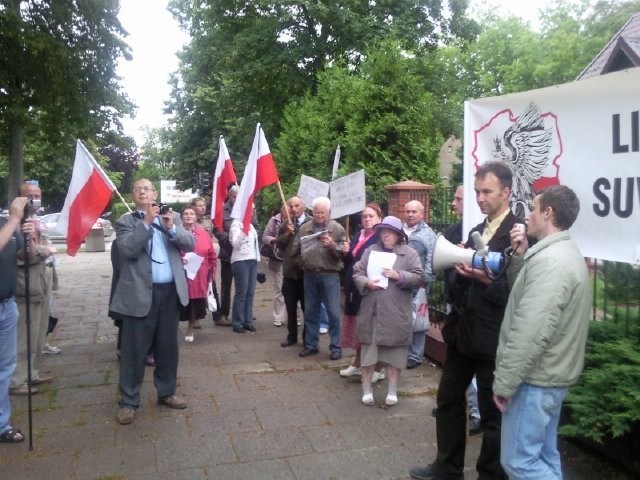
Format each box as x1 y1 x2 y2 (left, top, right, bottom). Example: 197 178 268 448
219 260 233 317
118 283 179 408
282 276 304 343
434 345 507 480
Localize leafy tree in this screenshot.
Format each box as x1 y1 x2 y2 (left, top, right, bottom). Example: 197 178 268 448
99 132 140 194
275 41 443 210
0 0 133 202
165 0 478 187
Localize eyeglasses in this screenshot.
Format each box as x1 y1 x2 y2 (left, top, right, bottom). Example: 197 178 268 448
133 186 155 194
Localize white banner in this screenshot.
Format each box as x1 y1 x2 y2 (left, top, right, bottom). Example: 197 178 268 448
329 169 366 219
464 68 640 264
297 174 329 210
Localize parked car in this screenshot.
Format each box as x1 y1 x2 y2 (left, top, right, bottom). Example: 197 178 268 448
38 212 114 242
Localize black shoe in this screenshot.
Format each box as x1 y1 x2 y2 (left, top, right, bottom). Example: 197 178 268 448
407 359 420 369
233 327 245 333
280 339 297 347
330 350 342 360
469 417 482 436
431 407 438 417
243 325 256 332
409 464 443 480
298 347 319 357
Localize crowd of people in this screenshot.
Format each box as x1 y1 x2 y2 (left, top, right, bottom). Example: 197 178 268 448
1 164 593 480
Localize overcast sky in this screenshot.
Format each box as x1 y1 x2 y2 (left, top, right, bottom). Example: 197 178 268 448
116 0 556 146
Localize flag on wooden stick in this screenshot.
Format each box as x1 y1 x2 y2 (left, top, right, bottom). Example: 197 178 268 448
211 136 238 229
231 124 279 233
58 140 116 256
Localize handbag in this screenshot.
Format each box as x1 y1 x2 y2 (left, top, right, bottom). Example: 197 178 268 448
206 282 217 312
412 287 430 332
260 240 283 261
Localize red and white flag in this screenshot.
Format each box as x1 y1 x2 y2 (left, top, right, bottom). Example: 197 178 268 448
211 136 237 230
58 140 116 256
231 124 279 233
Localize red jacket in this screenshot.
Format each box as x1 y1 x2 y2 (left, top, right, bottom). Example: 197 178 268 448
182 225 217 299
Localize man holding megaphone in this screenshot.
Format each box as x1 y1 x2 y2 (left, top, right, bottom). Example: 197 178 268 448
411 161 523 480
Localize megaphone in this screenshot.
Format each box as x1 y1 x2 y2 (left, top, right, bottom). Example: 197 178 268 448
432 234 505 276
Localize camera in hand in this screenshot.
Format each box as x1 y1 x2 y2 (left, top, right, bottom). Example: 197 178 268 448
153 203 171 215
23 198 42 221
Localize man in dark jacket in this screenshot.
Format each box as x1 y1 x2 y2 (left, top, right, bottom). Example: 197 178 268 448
211 185 238 326
277 196 307 347
411 162 520 480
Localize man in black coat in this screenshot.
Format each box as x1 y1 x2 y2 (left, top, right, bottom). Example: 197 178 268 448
411 162 520 480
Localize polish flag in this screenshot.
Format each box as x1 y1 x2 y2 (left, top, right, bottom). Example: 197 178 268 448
211 136 237 230
231 124 279 233
58 140 116 256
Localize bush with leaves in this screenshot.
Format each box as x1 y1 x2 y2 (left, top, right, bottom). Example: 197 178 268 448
560 320 640 443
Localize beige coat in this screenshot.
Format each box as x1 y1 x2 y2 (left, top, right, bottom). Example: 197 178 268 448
353 243 423 347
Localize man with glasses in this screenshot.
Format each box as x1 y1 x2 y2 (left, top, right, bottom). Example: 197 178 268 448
109 178 194 425
10 181 57 396
293 196 346 360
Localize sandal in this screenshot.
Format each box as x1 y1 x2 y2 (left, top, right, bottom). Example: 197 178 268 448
0 427 25 443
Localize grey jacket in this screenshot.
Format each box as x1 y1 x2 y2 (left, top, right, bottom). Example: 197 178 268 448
294 218 346 274
353 243 423 346
109 211 194 318
493 231 591 397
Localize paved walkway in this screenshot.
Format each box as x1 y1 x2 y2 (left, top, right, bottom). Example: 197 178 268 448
1 250 631 479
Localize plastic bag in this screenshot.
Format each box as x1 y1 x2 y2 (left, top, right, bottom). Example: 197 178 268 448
412 287 429 332
206 282 217 312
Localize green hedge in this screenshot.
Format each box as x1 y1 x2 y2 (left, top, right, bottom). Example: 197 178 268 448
560 321 640 443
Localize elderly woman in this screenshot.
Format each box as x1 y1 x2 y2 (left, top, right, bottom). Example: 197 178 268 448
339 203 385 383
353 216 423 406
180 206 217 342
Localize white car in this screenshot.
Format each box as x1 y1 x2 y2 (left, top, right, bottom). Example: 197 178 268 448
38 212 114 242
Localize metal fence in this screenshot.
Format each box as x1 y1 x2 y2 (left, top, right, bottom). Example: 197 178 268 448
426 187 640 343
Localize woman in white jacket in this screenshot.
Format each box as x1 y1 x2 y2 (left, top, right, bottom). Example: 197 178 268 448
229 219 260 333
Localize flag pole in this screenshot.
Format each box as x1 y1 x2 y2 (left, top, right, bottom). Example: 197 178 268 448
114 188 133 213
77 140 133 213
276 181 291 223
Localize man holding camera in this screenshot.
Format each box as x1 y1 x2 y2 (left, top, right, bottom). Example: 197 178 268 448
109 178 194 425
10 181 56 396
0 196 33 443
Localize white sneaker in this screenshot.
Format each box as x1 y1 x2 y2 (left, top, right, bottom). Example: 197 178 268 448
362 393 374 406
319 327 328 334
42 344 61 355
340 365 362 377
385 394 398 406
372 370 386 383
273 320 283 326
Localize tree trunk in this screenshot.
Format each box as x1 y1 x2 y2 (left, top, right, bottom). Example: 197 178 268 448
8 121 24 202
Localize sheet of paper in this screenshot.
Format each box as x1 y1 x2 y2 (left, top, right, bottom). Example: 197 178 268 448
366 251 397 289
183 252 204 280
300 229 327 255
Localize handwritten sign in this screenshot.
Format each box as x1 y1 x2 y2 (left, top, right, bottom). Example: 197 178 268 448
329 169 366 219
297 175 329 210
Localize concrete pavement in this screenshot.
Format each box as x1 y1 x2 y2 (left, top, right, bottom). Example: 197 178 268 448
0 250 630 479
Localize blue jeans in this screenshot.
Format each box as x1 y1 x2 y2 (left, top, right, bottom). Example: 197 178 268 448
303 272 341 352
408 331 425 363
0 298 18 434
501 383 568 480
468 376 480 420
231 260 257 329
